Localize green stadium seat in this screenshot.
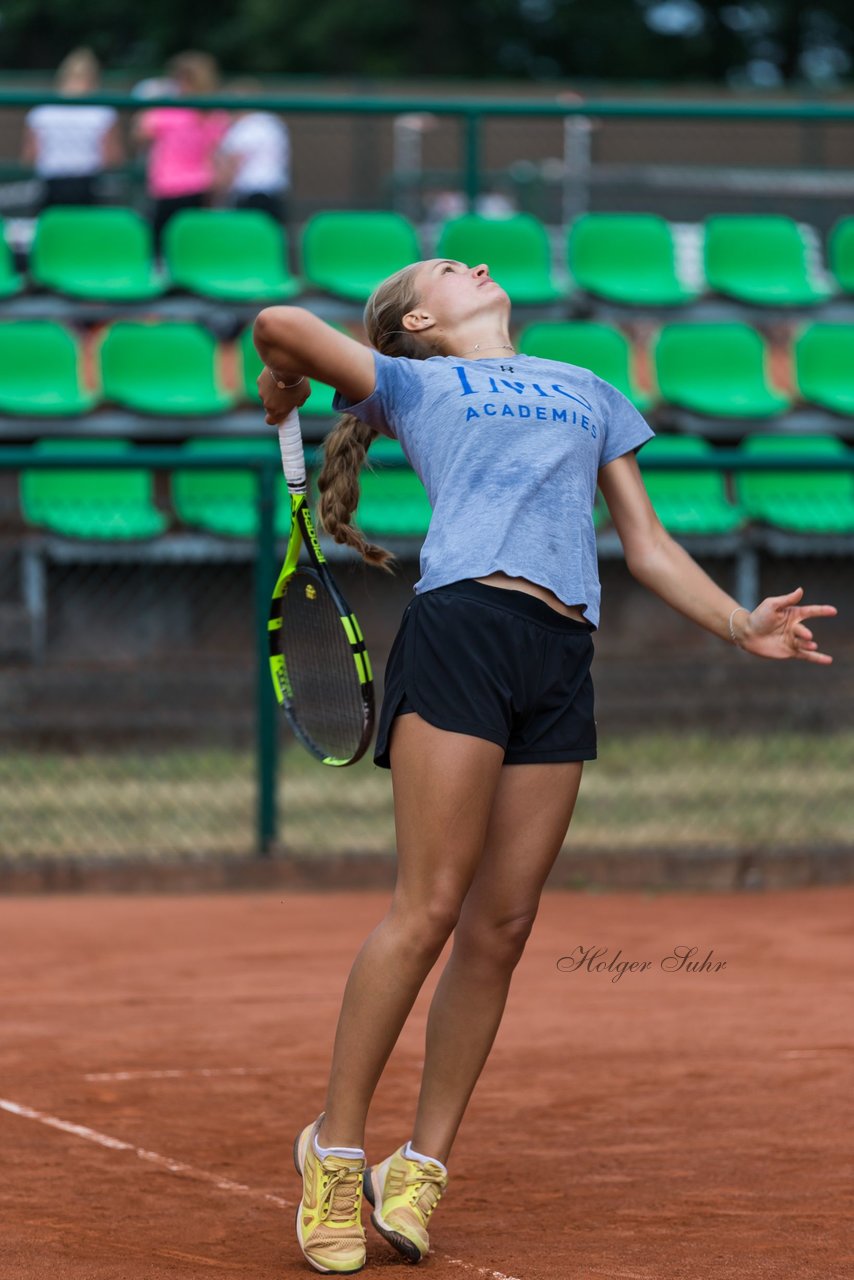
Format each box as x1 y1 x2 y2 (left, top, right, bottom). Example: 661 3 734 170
356 465 432 537
171 438 292 538
350 439 422 536
703 215 831 306
20 439 168 539
99 322 235 415
0 224 24 297
566 213 696 306
653 323 790 418
734 434 854 534
301 211 421 301
517 321 653 411
163 209 301 301
795 325 854 415
828 217 854 294
302 378 338 418
436 214 565 304
0 322 97 415
30 207 166 301
367 438 407 466
239 323 267 405
238 323 344 418
591 498 608 530
639 434 745 535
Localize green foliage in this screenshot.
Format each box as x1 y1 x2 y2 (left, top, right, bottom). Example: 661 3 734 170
1 0 853 82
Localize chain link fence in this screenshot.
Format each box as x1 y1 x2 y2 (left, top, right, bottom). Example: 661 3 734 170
0 472 851 874
0 89 853 884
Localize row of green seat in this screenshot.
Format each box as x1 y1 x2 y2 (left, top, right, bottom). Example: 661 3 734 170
3 207 854 307
12 434 854 540
3 318 854 420
569 213 848 307
519 321 854 417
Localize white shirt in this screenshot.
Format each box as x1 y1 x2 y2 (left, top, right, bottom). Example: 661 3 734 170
218 112 290 194
26 104 117 178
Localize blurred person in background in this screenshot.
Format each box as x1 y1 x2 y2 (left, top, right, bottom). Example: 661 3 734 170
22 48 123 209
134 51 229 252
130 71 179 100
557 87 594 223
215 79 291 224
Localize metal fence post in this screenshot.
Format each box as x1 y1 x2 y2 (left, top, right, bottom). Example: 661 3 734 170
20 540 47 664
255 458 278 856
464 110 480 211
734 542 761 612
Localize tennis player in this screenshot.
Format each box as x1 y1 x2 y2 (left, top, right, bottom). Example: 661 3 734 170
253 260 836 1274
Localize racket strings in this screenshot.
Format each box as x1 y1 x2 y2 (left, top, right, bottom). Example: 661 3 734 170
275 570 367 760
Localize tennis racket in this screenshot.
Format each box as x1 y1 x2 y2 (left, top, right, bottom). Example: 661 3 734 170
268 411 375 766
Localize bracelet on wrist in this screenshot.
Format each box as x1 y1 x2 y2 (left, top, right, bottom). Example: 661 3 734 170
728 606 749 648
268 368 305 390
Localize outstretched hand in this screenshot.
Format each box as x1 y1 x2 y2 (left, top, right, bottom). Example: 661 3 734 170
739 587 837 663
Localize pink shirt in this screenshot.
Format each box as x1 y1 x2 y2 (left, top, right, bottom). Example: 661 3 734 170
139 108 229 198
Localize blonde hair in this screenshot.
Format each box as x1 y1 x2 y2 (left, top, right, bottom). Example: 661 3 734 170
56 48 100 93
167 51 219 96
317 262 434 571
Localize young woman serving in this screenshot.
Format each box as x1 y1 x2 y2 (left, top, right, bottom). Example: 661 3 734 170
253 259 836 1275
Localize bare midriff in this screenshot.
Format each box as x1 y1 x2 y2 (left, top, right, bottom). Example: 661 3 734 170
473 572 588 623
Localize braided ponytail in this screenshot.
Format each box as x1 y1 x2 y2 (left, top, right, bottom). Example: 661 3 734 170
317 261 433 571
316 413 393 571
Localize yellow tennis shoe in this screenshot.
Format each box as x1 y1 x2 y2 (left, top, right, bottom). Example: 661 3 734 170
293 1113 367 1274
363 1144 449 1263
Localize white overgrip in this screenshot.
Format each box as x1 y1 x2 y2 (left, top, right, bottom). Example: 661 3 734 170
277 411 307 495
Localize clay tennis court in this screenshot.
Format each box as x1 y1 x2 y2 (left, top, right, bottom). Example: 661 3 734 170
2 884 851 1280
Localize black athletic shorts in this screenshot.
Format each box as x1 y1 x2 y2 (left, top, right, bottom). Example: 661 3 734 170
373 578 597 769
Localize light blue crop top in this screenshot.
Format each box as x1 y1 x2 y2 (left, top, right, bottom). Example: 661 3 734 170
333 351 655 630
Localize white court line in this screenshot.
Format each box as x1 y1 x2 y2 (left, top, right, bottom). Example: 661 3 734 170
1 1096 523 1280
84 1068 269 1082
781 1048 852 1059
444 1263 523 1280
0 1098 288 1209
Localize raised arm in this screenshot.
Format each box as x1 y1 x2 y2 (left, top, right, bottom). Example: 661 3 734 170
21 124 36 167
102 120 124 168
598 451 837 662
213 147 240 193
253 306 376 425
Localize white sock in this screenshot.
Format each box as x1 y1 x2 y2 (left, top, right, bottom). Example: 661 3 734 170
314 1132 365 1161
403 1139 448 1177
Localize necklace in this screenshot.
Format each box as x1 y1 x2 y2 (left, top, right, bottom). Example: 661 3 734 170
460 343 516 355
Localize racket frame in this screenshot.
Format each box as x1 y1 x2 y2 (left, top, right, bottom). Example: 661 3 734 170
267 415 374 766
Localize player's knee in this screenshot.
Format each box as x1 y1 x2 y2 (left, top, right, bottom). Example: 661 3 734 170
455 910 537 971
389 891 462 956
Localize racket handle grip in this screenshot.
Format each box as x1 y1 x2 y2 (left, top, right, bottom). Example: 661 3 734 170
277 411 306 494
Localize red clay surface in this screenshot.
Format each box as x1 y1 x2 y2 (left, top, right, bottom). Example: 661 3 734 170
2 887 852 1280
